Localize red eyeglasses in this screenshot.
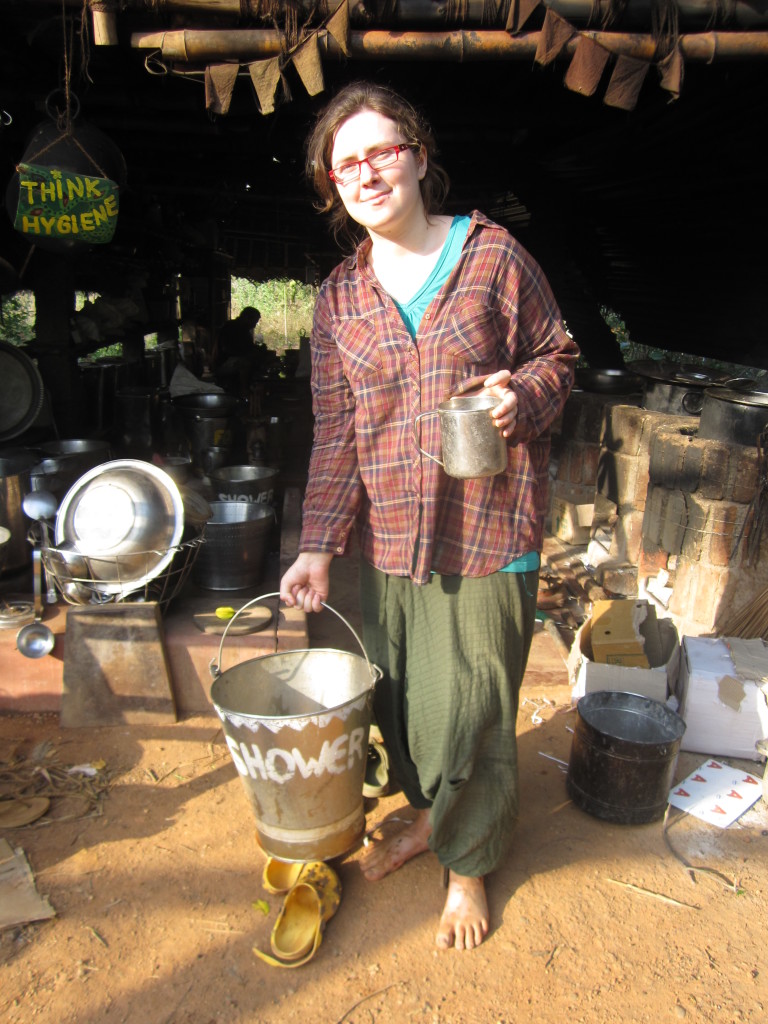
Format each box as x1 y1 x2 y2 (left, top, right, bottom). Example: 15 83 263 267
329 143 420 186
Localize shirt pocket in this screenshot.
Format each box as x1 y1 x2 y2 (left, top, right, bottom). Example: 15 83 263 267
443 302 504 364
334 316 383 381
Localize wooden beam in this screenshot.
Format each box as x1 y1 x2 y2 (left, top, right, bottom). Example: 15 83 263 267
130 28 768 63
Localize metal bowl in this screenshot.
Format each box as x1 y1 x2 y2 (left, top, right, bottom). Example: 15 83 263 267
54 460 184 596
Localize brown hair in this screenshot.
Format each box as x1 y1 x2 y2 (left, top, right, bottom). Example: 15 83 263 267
305 81 450 248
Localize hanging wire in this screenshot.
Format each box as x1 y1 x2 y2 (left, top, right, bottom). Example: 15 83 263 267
60 0 73 132
78 0 95 85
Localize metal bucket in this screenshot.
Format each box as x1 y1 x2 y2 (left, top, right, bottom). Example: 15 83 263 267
566 691 686 825
192 501 272 590
210 595 380 861
0 449 38 572
210 464 279 507
31 438 112 502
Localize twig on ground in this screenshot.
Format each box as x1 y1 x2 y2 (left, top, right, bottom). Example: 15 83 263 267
335 982 402 1023
606 878 700 909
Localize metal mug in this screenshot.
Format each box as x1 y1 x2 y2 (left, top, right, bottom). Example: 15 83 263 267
415 394 508 479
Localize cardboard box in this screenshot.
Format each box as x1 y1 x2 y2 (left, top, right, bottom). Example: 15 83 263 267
676 636 768 760
569 610 679 704
589 599 659 668
551 493 594 545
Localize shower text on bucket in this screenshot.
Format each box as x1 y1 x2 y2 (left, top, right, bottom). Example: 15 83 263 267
225 727 366 783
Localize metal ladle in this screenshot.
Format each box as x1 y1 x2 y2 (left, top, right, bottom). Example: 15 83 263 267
16 492 59 657
16 545 56 658
23 490 58 604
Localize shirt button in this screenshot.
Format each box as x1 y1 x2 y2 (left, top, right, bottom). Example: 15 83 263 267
336 546 344 553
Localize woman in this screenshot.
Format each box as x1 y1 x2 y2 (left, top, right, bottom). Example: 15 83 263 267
280 82 578 951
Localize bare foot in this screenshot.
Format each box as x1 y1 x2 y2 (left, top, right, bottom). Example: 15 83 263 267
360 808 432 881
436 872 489 951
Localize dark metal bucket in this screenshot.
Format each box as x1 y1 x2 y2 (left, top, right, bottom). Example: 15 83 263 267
210 596 380 861
192 501 273 590
210 464 279 507
567 691 686 825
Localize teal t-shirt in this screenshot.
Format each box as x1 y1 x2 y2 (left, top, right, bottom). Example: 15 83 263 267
396 216 538 576
393 215 471 337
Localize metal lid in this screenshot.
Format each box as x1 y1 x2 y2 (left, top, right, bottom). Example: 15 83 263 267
705 387 768 408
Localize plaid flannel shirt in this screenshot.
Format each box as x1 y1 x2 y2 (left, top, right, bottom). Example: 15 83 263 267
300 210 578 584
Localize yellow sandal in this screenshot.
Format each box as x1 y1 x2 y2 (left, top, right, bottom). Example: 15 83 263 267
254 862 342 969
261 857 306 895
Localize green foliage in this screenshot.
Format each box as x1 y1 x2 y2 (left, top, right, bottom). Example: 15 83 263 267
0 291 36 346
231 277 317 355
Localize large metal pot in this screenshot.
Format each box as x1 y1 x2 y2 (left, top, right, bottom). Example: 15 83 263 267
0 448 38 572
31 438 112 501
173 393 244 417
698 388 768 447
173 393 245 469
628 360 718 417
642 378 706 416
574 368 643 395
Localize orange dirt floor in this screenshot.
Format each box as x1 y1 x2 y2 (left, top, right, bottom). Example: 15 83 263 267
1 548 767 1024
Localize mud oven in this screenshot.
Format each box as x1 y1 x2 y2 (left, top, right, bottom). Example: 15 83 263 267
551 382 768 639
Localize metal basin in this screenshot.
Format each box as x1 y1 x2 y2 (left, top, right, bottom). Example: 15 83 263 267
54 459 184 596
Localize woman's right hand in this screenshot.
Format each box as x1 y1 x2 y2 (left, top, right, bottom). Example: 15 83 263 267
279 552 334 613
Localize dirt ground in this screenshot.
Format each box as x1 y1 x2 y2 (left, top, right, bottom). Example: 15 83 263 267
1 555 767 1024
1 704 767 1023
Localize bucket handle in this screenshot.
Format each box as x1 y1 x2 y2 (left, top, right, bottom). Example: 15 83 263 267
209 592 377 680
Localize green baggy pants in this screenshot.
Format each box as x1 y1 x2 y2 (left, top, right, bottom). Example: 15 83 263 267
360 560 538 878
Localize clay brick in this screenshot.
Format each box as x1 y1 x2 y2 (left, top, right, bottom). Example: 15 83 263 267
610 508 645 563
661 490 688 555
631 452 651 510
698 444 730 501
597 450 640 508
554 448 572 483
690 564 729 633
679 440 704 493
601 404 648 456
637 541 670 578
580 396 618 443
598 565 638 596
567 443 585 485
642 485 665 547
581 443 601 487
708 502 744 567
649 428 695 490
730 447 759 503
596 448 619 503
681 499 707 561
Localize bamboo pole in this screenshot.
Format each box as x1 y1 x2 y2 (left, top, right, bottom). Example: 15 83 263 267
101 0 768 31
130 28 768 63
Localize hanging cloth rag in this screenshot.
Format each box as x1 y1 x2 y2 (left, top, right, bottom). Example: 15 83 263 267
604 54 650 110
564 36 610 96
534 10 577 66
205 63 240 114
249 58 283 115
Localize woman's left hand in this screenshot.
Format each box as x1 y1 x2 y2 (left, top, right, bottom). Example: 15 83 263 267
483 370 518 438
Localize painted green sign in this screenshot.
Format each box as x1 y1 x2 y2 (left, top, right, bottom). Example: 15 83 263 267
14 162 119 244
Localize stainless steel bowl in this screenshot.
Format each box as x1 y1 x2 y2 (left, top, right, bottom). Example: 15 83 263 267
54 459 184 597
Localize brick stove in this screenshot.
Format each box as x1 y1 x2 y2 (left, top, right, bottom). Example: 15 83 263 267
552 392 768 639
